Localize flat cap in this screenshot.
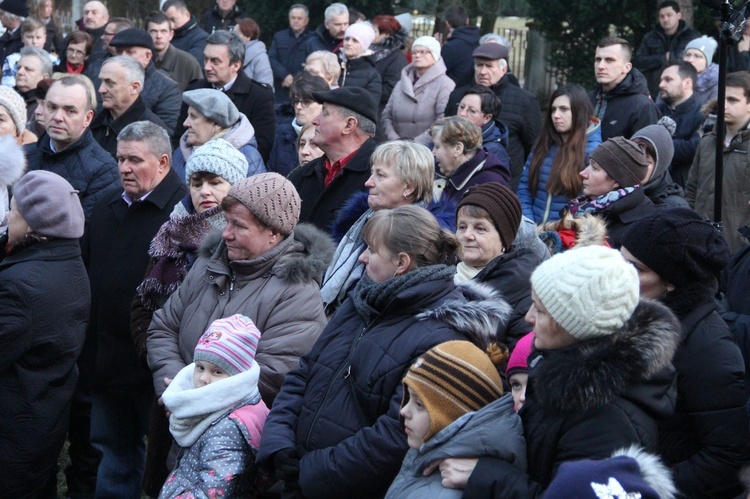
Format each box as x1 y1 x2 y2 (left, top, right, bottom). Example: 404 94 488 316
109 28 154 52
473 43 509 61
312 87 378 125
183 89 239 128
0 0 29 17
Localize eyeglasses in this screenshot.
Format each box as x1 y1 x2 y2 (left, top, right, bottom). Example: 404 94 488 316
293 99 313 107
411 49 431 56
67 48 85 56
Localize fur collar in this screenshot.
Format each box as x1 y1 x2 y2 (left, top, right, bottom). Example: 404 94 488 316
612 446 677 499
198 223 335 285
531 300 680 414
417 280 512 348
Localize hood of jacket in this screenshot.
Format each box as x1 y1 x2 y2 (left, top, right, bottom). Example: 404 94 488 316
447 26 479 45
482 119 509 148
530 300 680 415
416 279 513 348
243 39 268 67
410 395 526 472
600 68 651 99
199 222 335 285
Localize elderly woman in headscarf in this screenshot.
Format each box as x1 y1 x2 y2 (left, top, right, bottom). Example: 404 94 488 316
173 88 265 183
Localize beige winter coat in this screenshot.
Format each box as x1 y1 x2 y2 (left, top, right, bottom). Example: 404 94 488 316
381 58 455 145
146 224 334 405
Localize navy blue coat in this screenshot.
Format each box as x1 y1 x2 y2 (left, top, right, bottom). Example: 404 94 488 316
304 24 340 55
656 96 703 188
258 277 510 498
25 130 120 221
269 27 311 101
171 16 208 66
267 103 298 175
441 26 479 88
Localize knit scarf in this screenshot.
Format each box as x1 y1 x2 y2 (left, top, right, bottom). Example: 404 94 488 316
163 362 262 447
136 205 225 311
454 261 481 284
696 63 719 96
370 31 407 62
568 186 637 217
352 264 455 324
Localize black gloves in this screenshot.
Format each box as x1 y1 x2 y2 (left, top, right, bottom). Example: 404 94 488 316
273 446 307 483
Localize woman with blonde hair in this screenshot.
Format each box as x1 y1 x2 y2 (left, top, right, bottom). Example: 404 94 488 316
431 116 511 203
322 140 454 315
259 204 511 498
517 84 601 224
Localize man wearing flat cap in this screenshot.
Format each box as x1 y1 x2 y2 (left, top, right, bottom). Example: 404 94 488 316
446 42 541 190
91 56 169 157
0 0 27 68
109 27 181 135
288 86 377 234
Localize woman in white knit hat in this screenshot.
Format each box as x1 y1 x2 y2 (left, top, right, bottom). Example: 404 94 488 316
381 35 456 145
427 244 682 497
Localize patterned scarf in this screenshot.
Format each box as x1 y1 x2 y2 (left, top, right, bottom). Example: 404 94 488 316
568 186 638 217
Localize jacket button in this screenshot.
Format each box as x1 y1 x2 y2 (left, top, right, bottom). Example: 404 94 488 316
209 275 214 280
219 291 225 296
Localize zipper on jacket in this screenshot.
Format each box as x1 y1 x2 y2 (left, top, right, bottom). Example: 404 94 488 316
304 323 372 448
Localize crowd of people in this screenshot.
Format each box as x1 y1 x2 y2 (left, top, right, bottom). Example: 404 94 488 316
1 0 750 497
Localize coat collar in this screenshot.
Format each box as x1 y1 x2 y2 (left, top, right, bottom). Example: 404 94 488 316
91 95 149 134
107 167 187 211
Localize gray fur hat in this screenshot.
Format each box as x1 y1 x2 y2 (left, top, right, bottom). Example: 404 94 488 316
185 139 248 184
14 171 84 239
183 89 240 128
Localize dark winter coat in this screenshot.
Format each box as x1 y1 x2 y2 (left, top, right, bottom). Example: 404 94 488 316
635 21 700 99
656 96 703 187
176 71 276 162
481 119 511 170
590 69 661 141
24 130 120 220
288 138 376 234
43 18 65 54
0 239 90 497
658 283 750 498
518 118 602 224
257 278 512 498
722 225 750 398
371 38 408 110
171 16 208 66
471 247 540 348
90 95 169 157
436 148 511 205
141 61 181 136
597 187 659 249
643 170 690 209
448 76 542 190
339 54 382 105
728 44 750 72
82 168 187 392
304 24 341 55
199 5 242 33
269 27 311 100
441 26 479 88
267 103 298 176
0 27 22 69
463 300 681 498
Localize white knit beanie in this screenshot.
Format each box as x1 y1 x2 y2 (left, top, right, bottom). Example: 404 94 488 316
412 36 441 62
185 138 248 184
530 245 639 340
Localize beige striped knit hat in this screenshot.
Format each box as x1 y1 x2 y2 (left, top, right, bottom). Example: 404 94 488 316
226 173 301 235
402 341 504 441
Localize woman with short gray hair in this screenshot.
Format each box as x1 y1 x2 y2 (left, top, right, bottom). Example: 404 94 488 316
172 88 265 183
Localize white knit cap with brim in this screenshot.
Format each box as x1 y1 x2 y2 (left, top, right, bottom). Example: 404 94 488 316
530 245 639 341
412 36 441 62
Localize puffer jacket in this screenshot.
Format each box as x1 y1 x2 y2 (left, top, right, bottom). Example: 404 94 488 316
435 148 511 204
147 224 334 405
597 188 659 249
338 53 382 105
464 300 681 498
257 278 512 499
481 119 511 169
381 59 455 145
685 125 750 254
589 68 661 141
304 24 340 54
242 39 273 88
24 130 120 220
635 21 700 98
141 61 181 136
0 238 90 497
659 283 750 498
518 117 602 224
172 113 266 183
471 247 540 348
385 395 526 499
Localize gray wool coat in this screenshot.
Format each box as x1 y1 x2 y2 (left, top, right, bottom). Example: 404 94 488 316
381 59 455 145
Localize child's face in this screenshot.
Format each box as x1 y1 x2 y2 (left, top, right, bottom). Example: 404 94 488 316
509 372 528 412
400 386 431 450
193 360 231 387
